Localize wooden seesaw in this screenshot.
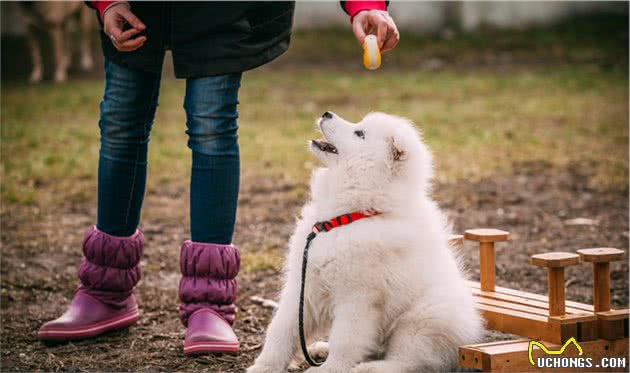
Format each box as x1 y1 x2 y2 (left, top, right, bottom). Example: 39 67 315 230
447 229 629 372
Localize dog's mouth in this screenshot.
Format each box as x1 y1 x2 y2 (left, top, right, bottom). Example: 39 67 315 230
311 139 338 154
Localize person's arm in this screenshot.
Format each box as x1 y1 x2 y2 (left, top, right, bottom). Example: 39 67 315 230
340 1 399 52
87 1 146 52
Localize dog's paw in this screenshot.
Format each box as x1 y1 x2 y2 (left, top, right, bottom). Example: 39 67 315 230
290 341 329 369
309 341 329 361
246 364 284 373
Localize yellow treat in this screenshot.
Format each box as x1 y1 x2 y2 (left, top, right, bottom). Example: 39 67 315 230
363 35 381 70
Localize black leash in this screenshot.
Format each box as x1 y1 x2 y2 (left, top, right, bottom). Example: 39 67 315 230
298 211 380 366
298 230 321 366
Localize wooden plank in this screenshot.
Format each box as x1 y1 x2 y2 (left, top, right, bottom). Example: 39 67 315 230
459 338 629 372
597 309 629 321
474 293 597 341
467 281 594 312
460 339 533 371
475 297 558 317
549 314 598 324
476 303 567 343
472 287 590 315
459 343 486 370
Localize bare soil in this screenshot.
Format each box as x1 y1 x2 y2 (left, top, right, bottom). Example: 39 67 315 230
1 161 627 372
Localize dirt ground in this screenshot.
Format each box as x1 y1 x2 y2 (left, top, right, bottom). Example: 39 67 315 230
1 161 627 372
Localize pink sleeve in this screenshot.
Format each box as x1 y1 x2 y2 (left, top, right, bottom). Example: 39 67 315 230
342 1 387 23
91 1 116 18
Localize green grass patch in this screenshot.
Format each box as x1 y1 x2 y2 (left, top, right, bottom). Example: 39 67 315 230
241 249 285 274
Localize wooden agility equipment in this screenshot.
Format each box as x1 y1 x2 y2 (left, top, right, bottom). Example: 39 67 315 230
459 338 628 372
464 229 509 292
531 252 581 317
452 230 629 372
578 248 627 341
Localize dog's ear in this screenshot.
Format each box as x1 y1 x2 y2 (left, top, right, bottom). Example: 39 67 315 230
389 136 407 162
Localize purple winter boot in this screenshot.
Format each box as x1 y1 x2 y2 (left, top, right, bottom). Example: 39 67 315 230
38 226 143 341
179 240 240 355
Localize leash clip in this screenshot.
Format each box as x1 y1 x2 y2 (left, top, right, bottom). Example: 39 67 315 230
313 222 327 233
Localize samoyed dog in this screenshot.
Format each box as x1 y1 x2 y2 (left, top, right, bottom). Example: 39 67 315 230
248 112 482 373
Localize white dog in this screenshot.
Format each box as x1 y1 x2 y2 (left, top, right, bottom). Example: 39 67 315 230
248 112 482 373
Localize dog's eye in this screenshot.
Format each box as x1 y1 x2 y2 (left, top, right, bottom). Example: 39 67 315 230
354 130 365 139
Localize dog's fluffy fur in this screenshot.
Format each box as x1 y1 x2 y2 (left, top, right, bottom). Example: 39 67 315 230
248 113 482 373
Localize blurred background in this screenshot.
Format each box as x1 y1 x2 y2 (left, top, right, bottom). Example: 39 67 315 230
1 2 628 81
1 1 628 372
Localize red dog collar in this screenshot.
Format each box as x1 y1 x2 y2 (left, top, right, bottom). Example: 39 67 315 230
312 209 381 233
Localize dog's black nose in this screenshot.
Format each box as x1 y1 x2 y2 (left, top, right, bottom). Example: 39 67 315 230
322 111 333 119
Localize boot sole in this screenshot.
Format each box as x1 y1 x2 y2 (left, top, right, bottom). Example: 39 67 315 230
37 308 140 341
183 341 240 355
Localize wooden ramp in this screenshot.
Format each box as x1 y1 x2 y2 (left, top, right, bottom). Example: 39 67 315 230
467 281 598 344
452 230 628 372
459 338 629 372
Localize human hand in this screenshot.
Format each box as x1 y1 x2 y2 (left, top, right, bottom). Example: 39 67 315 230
103 2 146 52
352 10 399 53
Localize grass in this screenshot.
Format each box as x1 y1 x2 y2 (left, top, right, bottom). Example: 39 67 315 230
1 15 628 207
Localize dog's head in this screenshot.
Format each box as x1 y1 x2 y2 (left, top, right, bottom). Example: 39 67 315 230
309 112 433 210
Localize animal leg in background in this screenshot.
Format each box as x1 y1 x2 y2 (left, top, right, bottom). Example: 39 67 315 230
25 24 43 83
50 24 69 83
79 6 94 71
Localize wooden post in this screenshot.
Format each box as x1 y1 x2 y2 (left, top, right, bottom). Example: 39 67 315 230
548 267 565 316
577 248 624 312
593 262 611 312
479 241 496 292
464 229 509 292
531 252 580 317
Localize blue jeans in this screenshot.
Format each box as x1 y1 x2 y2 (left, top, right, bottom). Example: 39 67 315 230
97 59 241 244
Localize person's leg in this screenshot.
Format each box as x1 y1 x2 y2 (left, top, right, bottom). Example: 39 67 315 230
178 72 242 355
186 73 241 244
38 59 161 342
97 60 161 236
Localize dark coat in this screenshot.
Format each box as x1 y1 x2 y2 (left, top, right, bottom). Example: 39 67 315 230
95 1 295 78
